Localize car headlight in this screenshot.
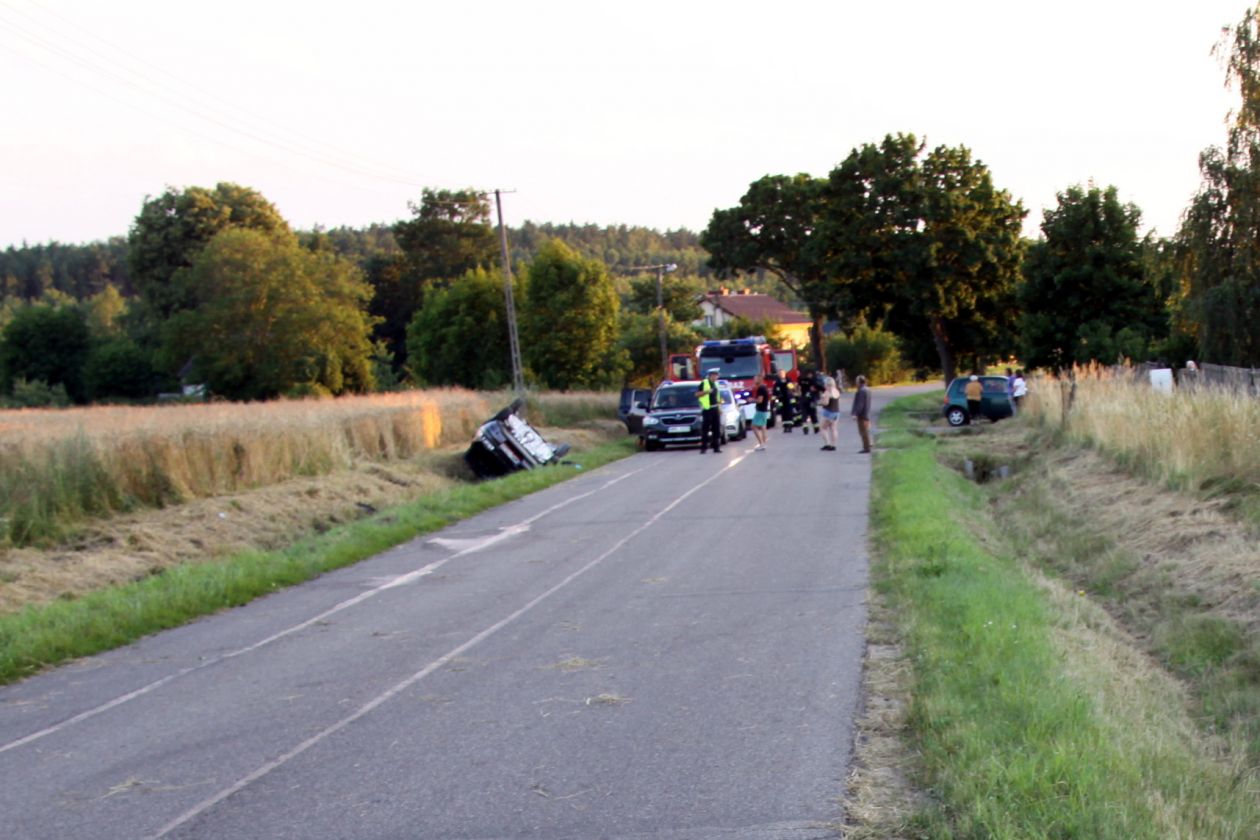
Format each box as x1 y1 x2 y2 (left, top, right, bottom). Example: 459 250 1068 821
643 417 659 426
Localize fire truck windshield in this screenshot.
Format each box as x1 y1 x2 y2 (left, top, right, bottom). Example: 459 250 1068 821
699 353 760 379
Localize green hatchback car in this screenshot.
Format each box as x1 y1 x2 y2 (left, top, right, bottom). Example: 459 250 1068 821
942 375 1015 426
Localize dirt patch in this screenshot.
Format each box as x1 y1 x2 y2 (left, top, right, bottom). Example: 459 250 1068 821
0 421 622 616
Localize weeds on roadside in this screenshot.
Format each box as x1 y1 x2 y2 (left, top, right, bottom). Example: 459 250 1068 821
867 396 1260 838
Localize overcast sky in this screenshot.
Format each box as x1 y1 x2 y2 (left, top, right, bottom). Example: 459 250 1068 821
0 0 1251 248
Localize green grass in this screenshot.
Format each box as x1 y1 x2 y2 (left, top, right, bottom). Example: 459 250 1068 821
870 396 1260 838
0 438 636 686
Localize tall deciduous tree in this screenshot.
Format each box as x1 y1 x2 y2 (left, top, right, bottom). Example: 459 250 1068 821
405 268 513 389
1019 185 1164 370
127 182 290 323
700 174 831 365
522 240 624 390
387 189 499 370
1177 6 1260 366
816 134 1025 382
169 229 377 400
0 303 91 402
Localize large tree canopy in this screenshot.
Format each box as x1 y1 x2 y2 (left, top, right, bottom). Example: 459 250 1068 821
816 134 1025 382
700 173 830 364
1176 6 1260 366
1019 185 1164 370
521 240 624 390
127 182 290 323
169 229 377 400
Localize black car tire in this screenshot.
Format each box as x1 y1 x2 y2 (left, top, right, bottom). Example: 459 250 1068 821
643 439 662 451
945 406 969 427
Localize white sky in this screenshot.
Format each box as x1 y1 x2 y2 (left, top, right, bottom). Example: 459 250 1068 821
0 0 1251 248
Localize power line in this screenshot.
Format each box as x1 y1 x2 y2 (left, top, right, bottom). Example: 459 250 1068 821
0 0 456 191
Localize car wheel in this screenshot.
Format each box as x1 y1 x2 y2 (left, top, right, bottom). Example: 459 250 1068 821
643 439 662 451
945 406 969 427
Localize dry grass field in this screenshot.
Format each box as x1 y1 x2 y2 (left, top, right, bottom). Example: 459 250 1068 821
0 389 621 613
1022 365 1260 502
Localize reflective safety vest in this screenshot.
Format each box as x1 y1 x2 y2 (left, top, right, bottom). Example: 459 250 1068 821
698 378 719 409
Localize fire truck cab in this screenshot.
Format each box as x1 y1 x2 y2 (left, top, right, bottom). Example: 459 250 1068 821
673 337 798 423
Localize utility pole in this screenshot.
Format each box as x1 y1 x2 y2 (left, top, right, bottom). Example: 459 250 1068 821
494 189 525 396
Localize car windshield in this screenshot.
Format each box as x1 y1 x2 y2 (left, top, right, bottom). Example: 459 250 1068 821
699 352 761 379
720 388 734 405
652 385 700 410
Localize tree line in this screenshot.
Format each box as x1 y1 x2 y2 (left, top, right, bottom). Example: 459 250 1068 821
0 184 745 404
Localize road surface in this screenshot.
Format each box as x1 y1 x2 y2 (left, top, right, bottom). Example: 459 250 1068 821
0 386 929 839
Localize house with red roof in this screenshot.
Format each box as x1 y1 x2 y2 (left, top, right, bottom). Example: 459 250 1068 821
695 288 812 348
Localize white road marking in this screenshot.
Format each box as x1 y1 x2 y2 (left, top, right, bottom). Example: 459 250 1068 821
148 456 744 838
0 467 645 756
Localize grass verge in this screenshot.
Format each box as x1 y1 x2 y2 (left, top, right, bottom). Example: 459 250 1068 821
0 438 635 686
862 395 1260 838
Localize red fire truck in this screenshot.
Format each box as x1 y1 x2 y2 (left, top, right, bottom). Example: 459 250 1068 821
668 336 799 422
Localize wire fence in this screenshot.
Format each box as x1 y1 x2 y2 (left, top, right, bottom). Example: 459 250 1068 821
1178 363 1260 396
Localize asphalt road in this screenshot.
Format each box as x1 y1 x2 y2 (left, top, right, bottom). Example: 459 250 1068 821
0 386 930 840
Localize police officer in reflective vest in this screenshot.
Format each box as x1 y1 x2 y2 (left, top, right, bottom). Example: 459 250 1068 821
697 368 722 454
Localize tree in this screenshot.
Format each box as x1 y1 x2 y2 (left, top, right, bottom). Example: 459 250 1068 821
816 134 1025 382
394 188 497 282
700 174 831 365
405 268 513 389
625 273 703 322
1019 185 1164 369
387 189 499 371
616 312 703 386
127 182 290 324
169 229 377 400
83 337 157 401
0 303 90 402
1176 6 1260 366
521 240 624 390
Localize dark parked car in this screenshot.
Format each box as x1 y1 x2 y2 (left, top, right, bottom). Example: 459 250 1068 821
464 399 571 478
942 375 1015 426
638 380 735 450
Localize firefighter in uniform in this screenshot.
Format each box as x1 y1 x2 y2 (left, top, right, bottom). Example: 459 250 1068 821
797 368 822 435
697 368 722 454
772 369 796 432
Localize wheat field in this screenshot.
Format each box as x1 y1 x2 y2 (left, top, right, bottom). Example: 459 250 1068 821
0 389 617 545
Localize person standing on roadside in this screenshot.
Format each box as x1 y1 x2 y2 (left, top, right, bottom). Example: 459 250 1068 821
697 367 722 454
818 373 841 451
851 375 872 453
1012 369 1027 411
750 372 771 451
964 374 983 423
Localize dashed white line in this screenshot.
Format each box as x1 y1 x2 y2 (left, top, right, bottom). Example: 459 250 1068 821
148 455 745 838
0 467 645 756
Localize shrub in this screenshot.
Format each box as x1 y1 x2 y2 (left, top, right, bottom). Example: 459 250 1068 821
826 322 908 385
